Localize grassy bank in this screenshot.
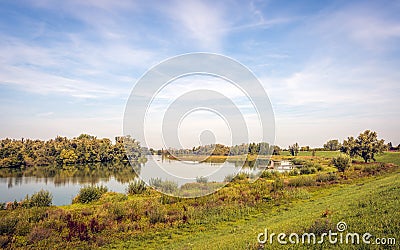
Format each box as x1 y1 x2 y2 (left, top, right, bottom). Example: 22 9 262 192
0 153 399 249
113 171 400 249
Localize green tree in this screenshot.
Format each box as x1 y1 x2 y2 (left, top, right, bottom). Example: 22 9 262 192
340 136 358 158
355 130 386 163
300 146 310 151
59 149 78 164
212 144 230 156
289 143 299 156
323 139 341 151
341 130 387 163
272 145 281 155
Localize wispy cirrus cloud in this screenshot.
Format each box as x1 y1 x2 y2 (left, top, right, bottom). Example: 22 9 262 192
306 2 400 52
165 0 229 51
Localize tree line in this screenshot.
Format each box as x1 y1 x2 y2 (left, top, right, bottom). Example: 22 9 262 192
0 134 144 168
160 142 273 156
286 130 391 163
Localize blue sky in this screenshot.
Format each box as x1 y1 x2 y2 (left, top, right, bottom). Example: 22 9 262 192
0 0 399 148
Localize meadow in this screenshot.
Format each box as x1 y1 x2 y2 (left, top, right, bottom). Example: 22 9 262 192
0 152 399 249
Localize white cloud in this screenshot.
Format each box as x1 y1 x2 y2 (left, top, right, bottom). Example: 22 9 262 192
166 0 228 50
310 4 400 51
0 64 124 98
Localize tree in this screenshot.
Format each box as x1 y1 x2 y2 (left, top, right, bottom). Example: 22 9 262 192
59 149 78 164
289 143 299 156
355 130 387 163
323 139 341 151
212 144 230 156
272 145 281 155
340 136 358 158
258 142 270 155
300 146 310 151
341 130 387 163
332 154 351 172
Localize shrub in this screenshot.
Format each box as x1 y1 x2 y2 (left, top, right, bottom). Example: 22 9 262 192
160 180 179 193
149 178 178 193
260 170 281 179
233 172 248 181
224 174 234 182
362 164 379 174
291 158 305 165
288 176 315 187
29 190 53 207
148 206 166 224
149 178 162 188
300 167 317 175
196 176 208 183
0 235 10 248
316 172 338 183
108 203 126 221
332 154 351 172
288 169 300 176
127 179 147 195
28 227 52 243
75 185 108 203
0 217 18 235
271 178 284 192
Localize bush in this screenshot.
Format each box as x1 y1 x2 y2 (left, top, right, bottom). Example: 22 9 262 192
300 167 317 175
332 154 351 172
362 164 379 174
196 176 208 183
108 203 126 221
0 235 10 248
288 169 300 176
28 227 52 243
288 176 315 187
224 174 234 182
149 178 178 193
233 172 248 181
148 206 166 224
260 170 281 179
291 158 305 165
75 185 108 203
29 190 53 207
271 178 284 192
127 179 147 195
0 217 18 235
316 172 338 183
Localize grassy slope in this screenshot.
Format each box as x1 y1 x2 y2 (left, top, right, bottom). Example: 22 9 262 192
111 170 400 249
1 152 398 249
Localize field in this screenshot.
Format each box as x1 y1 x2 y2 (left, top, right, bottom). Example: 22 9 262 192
0 152 399 249
113 171 400 249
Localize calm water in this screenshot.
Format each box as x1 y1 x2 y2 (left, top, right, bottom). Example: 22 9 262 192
0 155 280 205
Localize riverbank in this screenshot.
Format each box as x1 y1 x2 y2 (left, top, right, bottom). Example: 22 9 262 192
0 153 398 249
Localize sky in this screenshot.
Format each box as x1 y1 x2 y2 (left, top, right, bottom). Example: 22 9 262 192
0 0 399 148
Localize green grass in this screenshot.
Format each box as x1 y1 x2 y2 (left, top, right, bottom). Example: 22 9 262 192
112 172 400 249
280 150 341 158
376 151 400 166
